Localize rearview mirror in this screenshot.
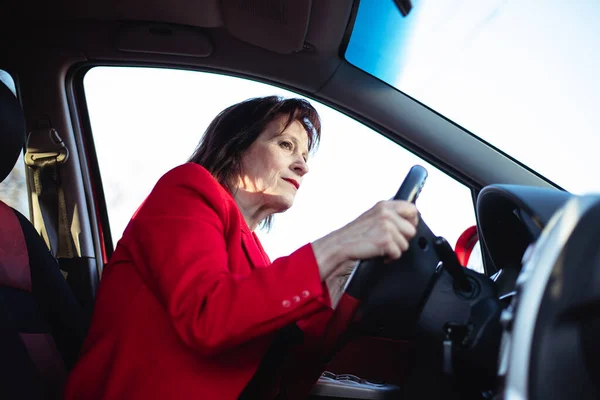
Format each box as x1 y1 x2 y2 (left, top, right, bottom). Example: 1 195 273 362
393 0 412 17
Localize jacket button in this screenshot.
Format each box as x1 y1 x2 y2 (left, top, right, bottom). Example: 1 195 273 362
301 290 310 298
282 300 291 308
293 296 301 303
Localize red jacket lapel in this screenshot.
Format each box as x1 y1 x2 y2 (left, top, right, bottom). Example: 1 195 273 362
241 230 269 269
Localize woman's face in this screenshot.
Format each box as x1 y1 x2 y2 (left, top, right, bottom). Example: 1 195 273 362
235 115 310 216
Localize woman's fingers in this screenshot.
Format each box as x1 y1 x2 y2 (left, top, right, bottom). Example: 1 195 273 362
394 201 420 226
381 221 407 256
313 200 421 281
352 200 418 261
388 208 418 243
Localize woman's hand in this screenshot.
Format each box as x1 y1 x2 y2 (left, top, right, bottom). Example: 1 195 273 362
312 200 419 282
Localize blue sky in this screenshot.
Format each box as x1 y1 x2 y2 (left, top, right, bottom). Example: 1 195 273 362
347 0 600 195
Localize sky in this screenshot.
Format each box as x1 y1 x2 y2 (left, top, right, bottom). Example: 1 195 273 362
347 0 600 195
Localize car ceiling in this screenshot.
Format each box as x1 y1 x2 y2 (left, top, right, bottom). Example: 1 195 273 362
1 0 557 190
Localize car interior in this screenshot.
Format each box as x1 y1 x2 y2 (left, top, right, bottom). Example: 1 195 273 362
1 0 599 399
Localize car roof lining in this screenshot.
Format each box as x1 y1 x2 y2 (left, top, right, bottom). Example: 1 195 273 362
5 0 353 55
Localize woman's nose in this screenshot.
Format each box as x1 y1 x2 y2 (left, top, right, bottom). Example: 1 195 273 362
292 156 309 176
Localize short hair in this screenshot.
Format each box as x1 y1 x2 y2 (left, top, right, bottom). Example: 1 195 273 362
188 95 321 228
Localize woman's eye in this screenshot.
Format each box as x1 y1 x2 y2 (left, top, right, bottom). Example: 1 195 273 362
280 141 293 150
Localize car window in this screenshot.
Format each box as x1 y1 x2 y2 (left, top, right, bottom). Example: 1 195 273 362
83 66 479 267
0 70 29 218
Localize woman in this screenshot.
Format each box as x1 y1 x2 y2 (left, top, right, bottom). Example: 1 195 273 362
64 96 419 399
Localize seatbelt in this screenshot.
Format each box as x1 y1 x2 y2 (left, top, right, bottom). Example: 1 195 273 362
24 128 96 326
24 128 76 262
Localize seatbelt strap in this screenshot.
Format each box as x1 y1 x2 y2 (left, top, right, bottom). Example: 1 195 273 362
24 129 97 318
24 128 76 262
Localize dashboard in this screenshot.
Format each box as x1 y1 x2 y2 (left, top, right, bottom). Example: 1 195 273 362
477 185 600 399
347 183 598 399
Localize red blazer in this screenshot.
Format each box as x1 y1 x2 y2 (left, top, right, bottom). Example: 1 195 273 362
64 163 333 399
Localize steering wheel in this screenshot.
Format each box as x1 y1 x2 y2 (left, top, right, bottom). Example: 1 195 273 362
287 165 501 399
321 165 434 350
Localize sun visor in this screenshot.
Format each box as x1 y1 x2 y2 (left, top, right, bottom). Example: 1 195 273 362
116 23 214 57
221 0 312 54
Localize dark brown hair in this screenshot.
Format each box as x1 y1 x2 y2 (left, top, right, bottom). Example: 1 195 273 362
188 95 321 228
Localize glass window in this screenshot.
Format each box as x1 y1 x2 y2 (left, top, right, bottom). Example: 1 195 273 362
83 66 477 262
0 70 29 218
346 0 600 195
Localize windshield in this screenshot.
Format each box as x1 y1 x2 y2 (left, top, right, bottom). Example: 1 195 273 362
346 0 600 194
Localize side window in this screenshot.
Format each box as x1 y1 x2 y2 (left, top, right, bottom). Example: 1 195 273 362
83 67 479 267
0 70 29 218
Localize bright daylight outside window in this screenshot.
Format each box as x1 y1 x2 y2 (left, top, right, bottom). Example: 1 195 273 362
83 67 477 264
0 70 29 218
346 0 600 195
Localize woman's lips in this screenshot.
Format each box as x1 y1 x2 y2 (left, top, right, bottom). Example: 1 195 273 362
283 178 300 190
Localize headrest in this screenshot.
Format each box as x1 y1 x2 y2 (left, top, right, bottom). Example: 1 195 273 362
0 81 26 183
